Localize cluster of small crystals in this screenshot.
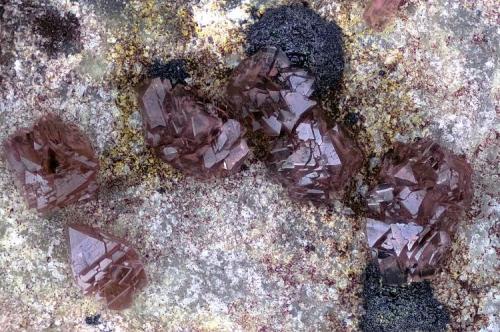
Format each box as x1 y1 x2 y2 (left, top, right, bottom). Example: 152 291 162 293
227 46 363 203
268 114 363 202
366 140 473 283
137 78 249 177
3 114 99 214
226 46 317 137
2 115 147 310
68 225 147 310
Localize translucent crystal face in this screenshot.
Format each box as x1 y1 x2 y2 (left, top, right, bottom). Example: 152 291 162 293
137 78 249 178
67 225 147 310
3 114 99 213
366 139 473 283
367 140 473 227
226 46 317 137
366 218 451 284
268 114 363 203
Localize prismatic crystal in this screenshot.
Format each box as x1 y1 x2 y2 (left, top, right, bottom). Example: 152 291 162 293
137 78 249 177
267 112 363 202
366 139 473 283
3 114 99 213
226 46 317 137
67 224 147 310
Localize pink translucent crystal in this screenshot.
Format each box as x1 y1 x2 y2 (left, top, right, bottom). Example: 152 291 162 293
268 112 363 202
366 218 451 284
3 114 99 213
137 78 249 177
367 139 473 230
366 139 473 283
226 46 317 136
363 0 404 30
67 224 147 310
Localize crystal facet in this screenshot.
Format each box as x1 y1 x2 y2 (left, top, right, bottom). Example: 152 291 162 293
367 139 473 229
138 78 249 177
226 46 317 137
67 224 147 310
267 113 363 202
366 217 451 284
3 114 99 213
366 139 473 283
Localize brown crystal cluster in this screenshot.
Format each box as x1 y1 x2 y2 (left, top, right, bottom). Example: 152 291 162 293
226 47 362 203
366 140 473 283
67 224 147 310
3 114 99 214
268 114 363 202
363 0 404 30
138 78 249 177
226 46 317 136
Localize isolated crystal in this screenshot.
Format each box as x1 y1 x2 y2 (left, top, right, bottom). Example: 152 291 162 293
363 0 404 30
137 78 249 177
67 224 147 310
268 113 363 202
366 217 452 283
226 46 317 137
367 139 473 230
3 114 99 213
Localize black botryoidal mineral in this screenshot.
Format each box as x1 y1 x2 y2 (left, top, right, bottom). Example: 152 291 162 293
34 8 82 56
85 314 101 326
146 59 190 85
360 262 450 332
246 3 344 94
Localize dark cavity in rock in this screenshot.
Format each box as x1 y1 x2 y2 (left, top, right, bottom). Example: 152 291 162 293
85 314 101 326
360 262 450 332
146 59 190 85
246 3 344 94
33 7 82 56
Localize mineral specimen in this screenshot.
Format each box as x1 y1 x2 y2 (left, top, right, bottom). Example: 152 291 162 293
67 224 147 310
267 113 363 202
137 78 249 177
366 139 473 282
226 46 317 137
366 217 452 283
3 114 99 214
246 3 344 93
367 139 473 229
363 0 404 30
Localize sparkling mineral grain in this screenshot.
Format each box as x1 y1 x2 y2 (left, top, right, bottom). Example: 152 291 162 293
267 113 363 202
67 224 147 310
137 78 249 177
3 114 99 214
366 217 452 283
363 0 404 30
367 139 473 230
226 46 317 137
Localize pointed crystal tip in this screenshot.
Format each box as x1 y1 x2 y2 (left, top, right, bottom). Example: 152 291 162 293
67 224 147 310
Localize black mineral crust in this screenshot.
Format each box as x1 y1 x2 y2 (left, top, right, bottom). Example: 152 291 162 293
360 262 450 332
246 4 344 94
34 8 82 56
146 59 190 85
